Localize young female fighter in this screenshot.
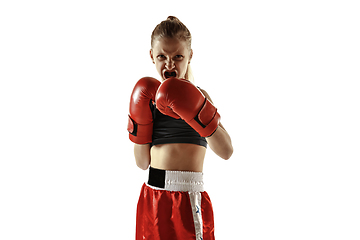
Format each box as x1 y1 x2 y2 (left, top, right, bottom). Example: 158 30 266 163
127 16 233 240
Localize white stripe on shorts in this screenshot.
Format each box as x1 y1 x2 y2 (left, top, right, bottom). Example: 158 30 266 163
189 192 204 240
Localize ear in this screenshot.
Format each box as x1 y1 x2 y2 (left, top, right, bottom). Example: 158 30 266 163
150 49 155 64
189 49 193 63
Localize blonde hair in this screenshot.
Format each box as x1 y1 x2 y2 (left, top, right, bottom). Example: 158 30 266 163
151 16 194 82
185 64 194 82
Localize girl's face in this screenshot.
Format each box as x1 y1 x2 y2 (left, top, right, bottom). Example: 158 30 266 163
150 37 193 81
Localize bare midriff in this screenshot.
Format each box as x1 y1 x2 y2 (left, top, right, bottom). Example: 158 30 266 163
150 143 206 172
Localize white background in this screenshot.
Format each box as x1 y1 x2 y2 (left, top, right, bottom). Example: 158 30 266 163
1 0 359 239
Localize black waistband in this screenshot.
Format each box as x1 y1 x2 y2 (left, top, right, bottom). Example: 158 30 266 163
147 167 166 189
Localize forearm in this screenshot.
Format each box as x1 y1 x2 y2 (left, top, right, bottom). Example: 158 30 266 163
134 144 151 170
206 123 233 160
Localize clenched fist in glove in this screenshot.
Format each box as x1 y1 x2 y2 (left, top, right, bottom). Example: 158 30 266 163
155 77 220 137
128 77 161 144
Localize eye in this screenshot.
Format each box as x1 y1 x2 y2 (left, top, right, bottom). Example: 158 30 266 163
174 55 184 60
157 55 166 60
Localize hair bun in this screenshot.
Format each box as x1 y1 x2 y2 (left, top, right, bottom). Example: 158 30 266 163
167 16 179 21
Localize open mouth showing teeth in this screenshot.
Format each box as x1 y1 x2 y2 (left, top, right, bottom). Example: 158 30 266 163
164 71 177 79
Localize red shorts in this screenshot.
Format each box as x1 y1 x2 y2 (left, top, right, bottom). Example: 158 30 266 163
136 167 215 240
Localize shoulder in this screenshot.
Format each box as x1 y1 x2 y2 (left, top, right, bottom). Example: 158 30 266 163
198 87 214 103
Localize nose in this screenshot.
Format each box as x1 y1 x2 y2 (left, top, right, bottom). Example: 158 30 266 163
165 59 175 70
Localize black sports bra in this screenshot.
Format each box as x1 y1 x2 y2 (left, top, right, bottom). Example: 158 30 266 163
151 106 207 148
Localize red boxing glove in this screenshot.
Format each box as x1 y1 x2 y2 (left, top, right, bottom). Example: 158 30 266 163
155 77 220 137
128 77 161 144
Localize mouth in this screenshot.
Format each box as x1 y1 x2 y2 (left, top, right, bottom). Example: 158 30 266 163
163 70 177 79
